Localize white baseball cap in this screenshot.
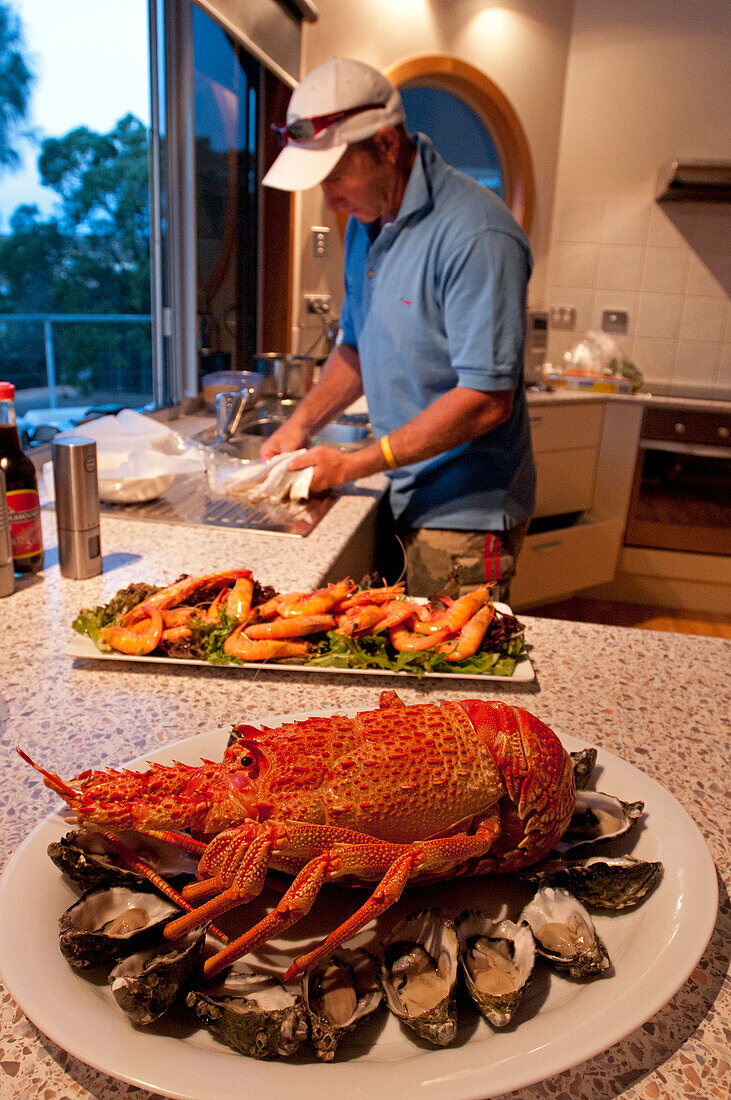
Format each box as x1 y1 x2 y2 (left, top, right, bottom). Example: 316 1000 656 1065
262 57 406 191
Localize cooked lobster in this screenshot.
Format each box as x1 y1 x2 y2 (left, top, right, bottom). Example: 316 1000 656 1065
19 691 575 980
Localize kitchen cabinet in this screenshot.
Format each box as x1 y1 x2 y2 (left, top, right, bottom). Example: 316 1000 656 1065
511 397 643 609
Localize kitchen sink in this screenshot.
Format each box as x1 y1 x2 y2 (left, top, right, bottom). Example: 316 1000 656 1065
194 409 372 459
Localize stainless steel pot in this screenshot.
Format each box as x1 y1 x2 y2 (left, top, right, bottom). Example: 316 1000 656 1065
251 353 318 399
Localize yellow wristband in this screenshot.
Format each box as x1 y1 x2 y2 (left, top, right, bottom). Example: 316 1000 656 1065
380 434 398 470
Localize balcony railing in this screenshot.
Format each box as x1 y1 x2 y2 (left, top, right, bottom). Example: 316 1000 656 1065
0 313 153 409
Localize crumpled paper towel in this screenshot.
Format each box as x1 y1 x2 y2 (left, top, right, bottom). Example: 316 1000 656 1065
43 409 205 503
214 450 313 503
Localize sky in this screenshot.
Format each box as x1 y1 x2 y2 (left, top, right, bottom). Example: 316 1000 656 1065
0 0 150 230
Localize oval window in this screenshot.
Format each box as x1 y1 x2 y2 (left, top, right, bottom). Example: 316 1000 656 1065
400 85 503 198
386 56 534 233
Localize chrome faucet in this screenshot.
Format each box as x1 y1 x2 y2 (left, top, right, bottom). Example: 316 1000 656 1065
215 387 259 442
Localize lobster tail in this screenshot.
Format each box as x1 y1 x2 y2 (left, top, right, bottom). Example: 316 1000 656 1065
457 700 576 870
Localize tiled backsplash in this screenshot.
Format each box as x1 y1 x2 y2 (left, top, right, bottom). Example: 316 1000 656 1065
543 199 730 395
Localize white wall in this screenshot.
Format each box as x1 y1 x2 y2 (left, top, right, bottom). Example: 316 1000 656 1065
544 0 731 395
293 0 573 353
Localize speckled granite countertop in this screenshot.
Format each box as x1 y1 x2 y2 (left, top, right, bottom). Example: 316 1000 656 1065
0 511 728 1100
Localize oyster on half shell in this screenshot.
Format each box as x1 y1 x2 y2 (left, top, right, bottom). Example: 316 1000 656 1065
186 963 308 1059
109 927 205 1025
48 829 198 891
378 910 459 1047
570 748 598 790
304 947 383 1061
523 855 663 910
59 886 180 970
520 887 610 980
557 789 644 852
456 910 535 1027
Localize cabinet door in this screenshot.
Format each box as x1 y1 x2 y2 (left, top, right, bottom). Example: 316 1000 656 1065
534 447 599 516
529 403 604 452
511 518 624 608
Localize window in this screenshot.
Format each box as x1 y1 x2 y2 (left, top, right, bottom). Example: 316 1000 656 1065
387 56 535 234
401 85 503 197
0 0 155 438
0 0 293 443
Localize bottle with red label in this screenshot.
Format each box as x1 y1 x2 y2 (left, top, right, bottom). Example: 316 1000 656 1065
0 381 44 574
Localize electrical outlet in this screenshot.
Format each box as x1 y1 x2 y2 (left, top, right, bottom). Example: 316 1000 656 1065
602 309 629 334
304 293 331 314
549 306 577 331
312 226 330 259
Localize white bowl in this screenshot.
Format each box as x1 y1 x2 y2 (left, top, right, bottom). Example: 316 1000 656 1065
97 474 176 503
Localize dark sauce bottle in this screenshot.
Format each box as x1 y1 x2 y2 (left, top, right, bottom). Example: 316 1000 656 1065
0 381 44 574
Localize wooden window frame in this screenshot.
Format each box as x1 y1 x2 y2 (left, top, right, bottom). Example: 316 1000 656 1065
386 55 534 234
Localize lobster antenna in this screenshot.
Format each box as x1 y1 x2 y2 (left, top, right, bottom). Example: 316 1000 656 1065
16 747 79 803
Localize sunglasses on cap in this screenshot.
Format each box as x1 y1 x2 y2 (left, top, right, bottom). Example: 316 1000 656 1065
271 102 385 147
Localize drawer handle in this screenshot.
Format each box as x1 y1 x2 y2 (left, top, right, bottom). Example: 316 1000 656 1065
534 539 563 550
529 416 543 424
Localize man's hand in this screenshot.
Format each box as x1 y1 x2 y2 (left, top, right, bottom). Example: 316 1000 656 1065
259 420 311 462
284 445 355 493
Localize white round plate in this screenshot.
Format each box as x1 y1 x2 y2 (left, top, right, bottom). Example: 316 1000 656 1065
0 718 718 1100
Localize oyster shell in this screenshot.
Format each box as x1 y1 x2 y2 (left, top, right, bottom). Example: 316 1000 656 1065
456 910 535 1027
59 886 180 970
524 855 663 910
109 928 205 1025
521 887 610 980
186 963 308 1059
570 748 598 790
378 910 459 1046
304 947 383 1061
557 789 644 852
48 829 198 890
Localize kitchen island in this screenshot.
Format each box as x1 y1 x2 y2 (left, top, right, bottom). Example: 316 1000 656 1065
0 508 728 1100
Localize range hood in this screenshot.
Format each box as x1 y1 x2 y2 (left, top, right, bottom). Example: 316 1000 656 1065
656 160 731 203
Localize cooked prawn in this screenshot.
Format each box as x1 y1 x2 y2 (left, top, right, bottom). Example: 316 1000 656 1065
435 603 496 662
413 584 493 635
161 607 196 628
124 569 252 625
243 614 336 639
337 584 405 610
334 604 386 636
100 609 164 655
226 575 254 621
203 587 231 621
389 623 451 651
278 579 356 618
222 626 311 662
372 599 425 632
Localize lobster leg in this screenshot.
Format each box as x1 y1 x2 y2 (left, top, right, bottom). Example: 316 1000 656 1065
198 816 501 979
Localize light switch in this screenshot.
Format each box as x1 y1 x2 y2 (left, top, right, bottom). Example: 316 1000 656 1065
312 226 330 259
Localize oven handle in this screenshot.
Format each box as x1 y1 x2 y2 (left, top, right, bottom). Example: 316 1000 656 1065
639 438 731 460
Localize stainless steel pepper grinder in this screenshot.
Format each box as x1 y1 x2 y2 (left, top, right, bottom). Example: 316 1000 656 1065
0 468 15 596
52 436 102 579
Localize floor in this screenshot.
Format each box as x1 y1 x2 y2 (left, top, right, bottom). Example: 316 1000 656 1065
520 597 731 639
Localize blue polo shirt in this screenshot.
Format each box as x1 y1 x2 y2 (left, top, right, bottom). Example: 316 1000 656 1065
339 134 536 531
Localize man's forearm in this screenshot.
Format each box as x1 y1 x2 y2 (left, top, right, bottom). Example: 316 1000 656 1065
287 343 363 439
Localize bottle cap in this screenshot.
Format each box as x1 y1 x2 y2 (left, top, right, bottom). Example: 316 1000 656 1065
0 382 15 399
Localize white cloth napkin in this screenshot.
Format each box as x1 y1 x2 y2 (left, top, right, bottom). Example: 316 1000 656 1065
217 450 313 503
43 409 205 502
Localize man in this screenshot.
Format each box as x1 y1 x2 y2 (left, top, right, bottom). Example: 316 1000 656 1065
261 56 535 601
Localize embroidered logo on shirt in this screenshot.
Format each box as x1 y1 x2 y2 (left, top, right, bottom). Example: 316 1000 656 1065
400 297 413 305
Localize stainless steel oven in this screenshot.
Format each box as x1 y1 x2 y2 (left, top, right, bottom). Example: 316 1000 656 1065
624 405 731 556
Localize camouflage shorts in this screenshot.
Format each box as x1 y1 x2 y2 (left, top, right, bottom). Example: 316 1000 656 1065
395 523 529 603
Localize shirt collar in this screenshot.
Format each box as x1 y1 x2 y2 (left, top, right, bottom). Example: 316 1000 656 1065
365 133 436 240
